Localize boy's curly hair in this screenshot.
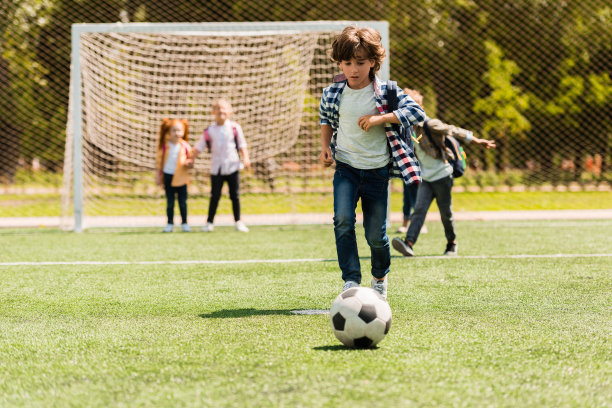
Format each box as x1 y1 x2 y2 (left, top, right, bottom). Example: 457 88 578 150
330 26 386 80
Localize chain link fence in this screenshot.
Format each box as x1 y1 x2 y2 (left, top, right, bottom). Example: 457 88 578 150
1 0 610 221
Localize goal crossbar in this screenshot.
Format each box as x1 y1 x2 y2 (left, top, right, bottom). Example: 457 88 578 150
68 21 389 231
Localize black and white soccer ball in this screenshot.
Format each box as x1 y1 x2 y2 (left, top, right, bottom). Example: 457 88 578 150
330 287 392 348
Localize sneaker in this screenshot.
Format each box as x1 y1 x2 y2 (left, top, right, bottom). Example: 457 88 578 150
444 242 458 256
420 224 428 234
235 220 249 232
201 222 214 232
342 281 359 292
392 237 414 257
396 225 408 234
181 223 191 232
162 223 173 233
371 277 387 299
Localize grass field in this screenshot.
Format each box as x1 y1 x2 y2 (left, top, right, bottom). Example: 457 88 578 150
1 220 611 407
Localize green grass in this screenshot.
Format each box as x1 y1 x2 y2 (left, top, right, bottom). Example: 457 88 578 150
1 221 611 407
1 190 610 217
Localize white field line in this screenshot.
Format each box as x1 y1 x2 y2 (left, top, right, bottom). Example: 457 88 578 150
1 253 611 266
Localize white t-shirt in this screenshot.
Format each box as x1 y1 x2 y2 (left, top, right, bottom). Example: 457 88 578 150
415 142 452 182
195 120 247 175
335 83 389 169
163 141 181 175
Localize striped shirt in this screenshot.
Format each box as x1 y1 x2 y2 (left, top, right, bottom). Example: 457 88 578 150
320 75 426 184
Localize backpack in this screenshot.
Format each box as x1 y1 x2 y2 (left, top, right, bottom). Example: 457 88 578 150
422 120 467 178
386 80 414 151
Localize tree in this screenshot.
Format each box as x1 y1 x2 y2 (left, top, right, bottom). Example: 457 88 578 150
474 40 530 169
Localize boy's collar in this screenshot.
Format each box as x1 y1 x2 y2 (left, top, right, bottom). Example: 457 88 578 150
333 74 382 94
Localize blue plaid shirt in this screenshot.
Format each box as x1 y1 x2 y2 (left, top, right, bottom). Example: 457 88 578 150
320 75 425 184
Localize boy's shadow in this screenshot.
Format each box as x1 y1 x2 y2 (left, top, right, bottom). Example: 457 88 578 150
313 345 379 351
199 310 379 351
199 308 293 318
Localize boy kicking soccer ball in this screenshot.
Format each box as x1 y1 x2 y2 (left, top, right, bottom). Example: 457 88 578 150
319 26 425 299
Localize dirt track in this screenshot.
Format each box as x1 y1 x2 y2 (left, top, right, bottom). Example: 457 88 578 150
2 209 612 229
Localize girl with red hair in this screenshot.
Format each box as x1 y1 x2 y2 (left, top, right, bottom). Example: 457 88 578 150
155 118 193 232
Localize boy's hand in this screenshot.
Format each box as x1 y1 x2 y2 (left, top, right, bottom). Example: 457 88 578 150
155 172 163 187
184 158 194 168
243 157 251 170
477 138 496 149
357 115 382 131
320 148 335 167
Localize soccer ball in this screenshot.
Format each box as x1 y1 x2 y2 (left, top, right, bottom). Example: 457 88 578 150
330 287 392 348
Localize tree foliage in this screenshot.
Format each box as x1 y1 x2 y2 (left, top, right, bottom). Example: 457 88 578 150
0 0 610 181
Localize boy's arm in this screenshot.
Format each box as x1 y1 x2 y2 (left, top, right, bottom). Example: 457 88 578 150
358 112 399 131
319 88 335 167
394 90 426 127
320 124 334 167
428 119 496 149
235 124 251 168
240 147 251 169
188 135 206 162
184 140 200 168
359 89 426 131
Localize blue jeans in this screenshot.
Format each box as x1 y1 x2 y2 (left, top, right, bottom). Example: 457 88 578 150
333 161 391 283
405 175 455 245
402 182 419 221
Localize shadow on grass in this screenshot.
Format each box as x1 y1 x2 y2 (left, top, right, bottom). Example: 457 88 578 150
199 308 294 318
313 345 379 351
200 308 332 318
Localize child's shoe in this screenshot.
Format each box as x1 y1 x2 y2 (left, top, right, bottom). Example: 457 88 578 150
444 242 458 256
370 277 387 299
420 224 428 234
181 223 191 232
342 281 359 292
396 225 408 234
235 220 249 232
201 222 214 232
162 223 173 233
392 237 414 256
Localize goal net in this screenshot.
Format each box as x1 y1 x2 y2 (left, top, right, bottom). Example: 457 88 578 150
63 21 389 230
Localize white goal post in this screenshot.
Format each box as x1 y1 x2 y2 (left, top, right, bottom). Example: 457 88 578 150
66 21 389 231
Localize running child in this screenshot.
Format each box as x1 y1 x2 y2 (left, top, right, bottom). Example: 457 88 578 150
392 89 496 256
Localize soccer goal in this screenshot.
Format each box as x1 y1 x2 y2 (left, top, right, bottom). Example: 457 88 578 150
63 21 389 231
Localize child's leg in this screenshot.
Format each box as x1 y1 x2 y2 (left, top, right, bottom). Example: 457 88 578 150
333 163 361 284
177 184 188 224
227 171 241 222
163 173 175 224
432 176 456 243
207 174 224 223
399 182 419 232
405 181 434 245
405 182 419 220
361 166 391 280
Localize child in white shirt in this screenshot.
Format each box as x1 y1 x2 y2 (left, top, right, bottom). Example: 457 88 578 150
191 99 251 232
